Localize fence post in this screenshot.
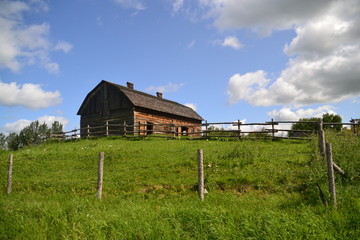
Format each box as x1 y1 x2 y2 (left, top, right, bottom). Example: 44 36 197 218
97 152 104 199
123 121 127 136
237 120 241 139
205 120 208 140
197 149 204 201
318 120 326 158
172 123 176 138
326 143 336 207
271 118 275 141
87 125 90 138
105 121 109 137
138 122 141 136
7 154 13 194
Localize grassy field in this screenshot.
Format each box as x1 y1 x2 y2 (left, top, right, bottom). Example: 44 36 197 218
0 134 359 239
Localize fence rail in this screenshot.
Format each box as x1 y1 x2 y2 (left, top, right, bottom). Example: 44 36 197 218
51 119 359 140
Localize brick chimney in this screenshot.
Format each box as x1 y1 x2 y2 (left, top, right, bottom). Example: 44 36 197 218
156 92 163 98
126 82 134 89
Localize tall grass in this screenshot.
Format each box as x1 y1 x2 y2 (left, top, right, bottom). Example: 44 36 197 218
0 136 359 239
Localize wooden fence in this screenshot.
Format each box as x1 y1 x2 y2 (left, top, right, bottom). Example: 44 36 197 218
51 119 358 140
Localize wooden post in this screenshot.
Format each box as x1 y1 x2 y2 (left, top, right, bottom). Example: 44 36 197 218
7 154 13 194
138 121 141 136
197 149 204 201
87 125 90 138
237 120 241 139
205 120 208 140
326 143 336 207
271 118 275 141
97 152 104 199
123 121 127 136
318 120 325 158
333 162 345 176
172 122 176 138
350 119 356 135
105 121 109 137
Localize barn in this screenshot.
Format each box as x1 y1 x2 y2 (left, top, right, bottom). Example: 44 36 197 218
77 80 203 137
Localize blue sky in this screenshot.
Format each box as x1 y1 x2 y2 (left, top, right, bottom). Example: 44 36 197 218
1 0 360 133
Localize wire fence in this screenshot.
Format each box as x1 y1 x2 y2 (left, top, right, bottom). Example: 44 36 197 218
2 140 359 202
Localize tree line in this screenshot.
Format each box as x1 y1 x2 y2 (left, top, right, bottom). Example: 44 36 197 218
0 121 63 151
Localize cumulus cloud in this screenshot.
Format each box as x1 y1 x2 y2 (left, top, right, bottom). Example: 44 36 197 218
145 82 185 93
268 106 337 121
201 0 360 107
185 103 197 111
222 36 243 49
227 70 271 105
2 115 69 135
0 0 72 73
0 81 62 109
200 0 334 35
113 0 146 10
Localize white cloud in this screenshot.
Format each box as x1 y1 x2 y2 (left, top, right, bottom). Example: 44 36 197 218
113 0 146 10
200 0 335 35
222 36 243 49
172 0 185 12
268 105 337 121
145 82 185 93
3 119 32 135
2 115 69 135
226 119 264 132
227 70 270 105
0 81 62 109
53 41 73 53
185 103 197 111
219 0 360 107
0 0 72 73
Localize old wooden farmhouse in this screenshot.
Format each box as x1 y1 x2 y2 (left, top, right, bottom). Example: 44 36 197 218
77 80 203 137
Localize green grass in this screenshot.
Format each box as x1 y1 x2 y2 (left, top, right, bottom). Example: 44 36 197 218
0 135 359 239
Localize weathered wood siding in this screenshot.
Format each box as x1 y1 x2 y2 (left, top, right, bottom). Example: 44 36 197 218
79 82 135 137
134 107 202 136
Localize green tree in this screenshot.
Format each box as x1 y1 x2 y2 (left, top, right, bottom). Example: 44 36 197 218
6 132 20 151
0 133 6 150
290 113 343 137
322 113 342 131
51 121 63 134
290 117 320 137
19 121 51 147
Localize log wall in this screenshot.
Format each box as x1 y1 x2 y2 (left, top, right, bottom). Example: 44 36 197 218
80 109 134 137
134 108 202 136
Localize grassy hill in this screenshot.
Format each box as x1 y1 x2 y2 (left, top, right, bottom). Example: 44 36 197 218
0 134 359 239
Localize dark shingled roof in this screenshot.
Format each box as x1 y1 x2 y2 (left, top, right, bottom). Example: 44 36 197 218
78 80 203 121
